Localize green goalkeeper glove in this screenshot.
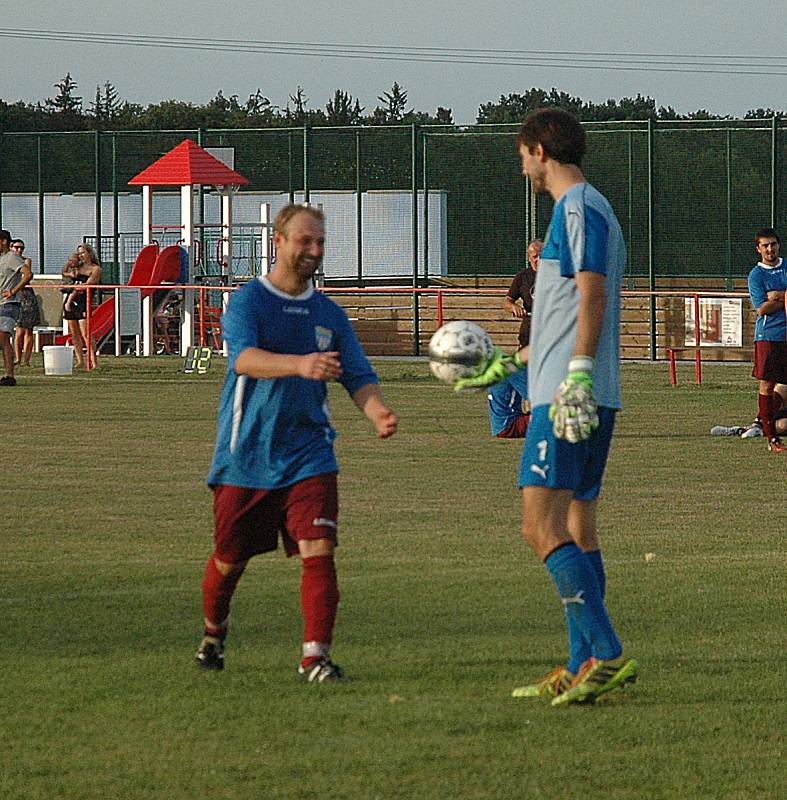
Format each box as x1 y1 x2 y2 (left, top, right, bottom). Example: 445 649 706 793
454 347 525 392
549 356 599 443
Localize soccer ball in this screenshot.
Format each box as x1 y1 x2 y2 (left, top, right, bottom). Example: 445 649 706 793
428 320 494 384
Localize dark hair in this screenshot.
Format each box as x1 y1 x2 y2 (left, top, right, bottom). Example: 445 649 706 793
754 227 780 245
517 108 586 166
0 229 11 245
11 238 25 249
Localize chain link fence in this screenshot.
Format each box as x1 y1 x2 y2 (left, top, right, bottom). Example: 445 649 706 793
1 120 785 286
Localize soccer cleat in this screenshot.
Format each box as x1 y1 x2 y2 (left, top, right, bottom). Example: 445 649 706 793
195 636 225 671
298 656 346 683
551 655 639 707
740 423 763 438
512 666 574 699
767 437 787 453
0 376 17 387
710 425 745 437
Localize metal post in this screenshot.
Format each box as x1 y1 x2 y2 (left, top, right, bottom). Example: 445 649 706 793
112 133 119 284
725 129 733 291
355 131 363 285
423 132 429 284
197 128 206 277
771 116 778 228
287 132 295 204
647 119 656 361
627 130 634 289
411 124 420 355
303 126 310 205
94 130 102 263
37 135 45 273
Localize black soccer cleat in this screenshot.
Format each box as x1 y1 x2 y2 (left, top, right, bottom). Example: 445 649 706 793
298 656 347 683
196 636 225 671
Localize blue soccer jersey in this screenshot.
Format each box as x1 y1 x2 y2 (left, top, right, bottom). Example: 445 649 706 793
747 258 787 342
528 182 625 410
207 276 379 490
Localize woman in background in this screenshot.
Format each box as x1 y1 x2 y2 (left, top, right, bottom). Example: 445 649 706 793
62 243 102 369
10 239 40 367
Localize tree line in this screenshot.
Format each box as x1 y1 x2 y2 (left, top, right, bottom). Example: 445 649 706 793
1 74 784 132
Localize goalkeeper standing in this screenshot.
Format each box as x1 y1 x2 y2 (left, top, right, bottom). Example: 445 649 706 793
461 108 638 705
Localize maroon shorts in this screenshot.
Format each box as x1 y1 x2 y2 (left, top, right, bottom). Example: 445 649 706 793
752 340 787 383
212 472 338 563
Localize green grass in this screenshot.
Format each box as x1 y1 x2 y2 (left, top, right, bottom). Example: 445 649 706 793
2 356 784 800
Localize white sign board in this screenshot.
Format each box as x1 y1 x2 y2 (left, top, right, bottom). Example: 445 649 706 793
684 298 742 347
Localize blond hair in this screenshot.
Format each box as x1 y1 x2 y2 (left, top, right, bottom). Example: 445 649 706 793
273 204 325 237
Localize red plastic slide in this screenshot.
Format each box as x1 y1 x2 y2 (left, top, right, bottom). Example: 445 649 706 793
58 244 184 347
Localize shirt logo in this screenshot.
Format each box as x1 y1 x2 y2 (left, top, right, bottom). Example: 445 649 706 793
315 326 333 351
312 517 337 529
283 305 309 315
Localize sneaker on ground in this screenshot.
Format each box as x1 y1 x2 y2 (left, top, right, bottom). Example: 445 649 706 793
740 423 764 438
195 636 225 670
551 655 639 707
512 665 573 699
767 437 787 453
710 425 745 436
0 376 17 387
298 656 346 683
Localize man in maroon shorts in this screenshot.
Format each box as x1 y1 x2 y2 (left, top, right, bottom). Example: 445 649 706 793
198 205 398 681
747 228 787 452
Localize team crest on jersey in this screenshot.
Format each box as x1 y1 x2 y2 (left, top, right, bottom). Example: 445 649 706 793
314 326 333 351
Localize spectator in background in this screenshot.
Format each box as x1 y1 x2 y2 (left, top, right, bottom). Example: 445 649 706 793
62 243 102 369
746 228 787 453
504 239 543 349
10 240 40 367
0 229 32 386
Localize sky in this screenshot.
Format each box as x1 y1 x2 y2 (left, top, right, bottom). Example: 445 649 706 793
2 1 786 124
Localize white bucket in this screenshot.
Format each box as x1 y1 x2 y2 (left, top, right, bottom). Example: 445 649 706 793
43 345 75 376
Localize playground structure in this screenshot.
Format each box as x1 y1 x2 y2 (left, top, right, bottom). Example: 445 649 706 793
127 140 249 356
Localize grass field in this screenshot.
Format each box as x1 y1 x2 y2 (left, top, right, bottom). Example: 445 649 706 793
2 356 784 800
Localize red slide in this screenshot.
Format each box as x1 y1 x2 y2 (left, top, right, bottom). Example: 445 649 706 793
58 244 184 347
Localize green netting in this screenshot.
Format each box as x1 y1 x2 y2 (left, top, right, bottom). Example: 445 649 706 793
0 121 784 281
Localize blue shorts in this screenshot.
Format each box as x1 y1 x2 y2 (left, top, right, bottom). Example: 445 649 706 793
518 404 616 500
487 369 528 436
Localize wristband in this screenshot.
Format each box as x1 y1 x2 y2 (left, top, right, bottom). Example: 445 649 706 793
568 356 594 374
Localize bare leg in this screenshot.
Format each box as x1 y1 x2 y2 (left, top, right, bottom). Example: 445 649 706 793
68 320 85 368
22 328 34 366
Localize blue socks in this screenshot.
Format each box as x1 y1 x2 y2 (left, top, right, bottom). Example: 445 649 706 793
545 543 621 673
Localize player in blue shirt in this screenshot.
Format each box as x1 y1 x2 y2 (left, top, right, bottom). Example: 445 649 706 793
197 205 398 681
746 228 787 453
457 109 638 706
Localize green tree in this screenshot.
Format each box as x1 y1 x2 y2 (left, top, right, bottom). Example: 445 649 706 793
373 81 410 123
46 73 82 114
325 90 364 125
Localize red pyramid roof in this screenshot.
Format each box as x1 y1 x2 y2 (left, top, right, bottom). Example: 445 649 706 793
129 139 250 187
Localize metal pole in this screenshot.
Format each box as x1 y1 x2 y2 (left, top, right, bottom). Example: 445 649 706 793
627 131 634 289
112 133 119 284
771 116 778 228
288 132 295 204
355 131 363 285
423 132 429 284
37 135 45 273
411 124 420 355
303 125 310 205
726 129 732 290
95 130 102 262
197 128 206 278
647 119 656 361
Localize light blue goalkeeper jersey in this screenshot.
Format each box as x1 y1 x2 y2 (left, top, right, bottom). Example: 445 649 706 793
528 182 625 410
207 276 379 490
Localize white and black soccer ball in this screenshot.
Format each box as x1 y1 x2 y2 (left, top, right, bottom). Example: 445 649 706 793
428 320 494 384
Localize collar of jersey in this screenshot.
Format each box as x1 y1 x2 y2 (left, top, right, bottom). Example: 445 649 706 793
257 274 314 301
757 257 783 270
